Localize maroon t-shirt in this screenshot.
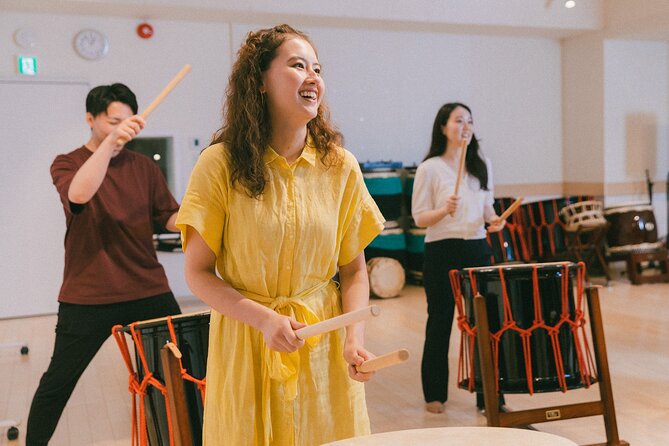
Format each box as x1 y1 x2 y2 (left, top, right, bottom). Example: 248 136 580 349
51 146 179 304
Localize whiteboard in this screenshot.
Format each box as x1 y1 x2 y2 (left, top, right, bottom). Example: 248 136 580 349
0 79 89 318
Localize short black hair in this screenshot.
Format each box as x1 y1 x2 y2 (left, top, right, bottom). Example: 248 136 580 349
85 83 138 116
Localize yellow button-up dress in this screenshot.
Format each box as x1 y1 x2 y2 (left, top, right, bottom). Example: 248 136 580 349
176 142 384 445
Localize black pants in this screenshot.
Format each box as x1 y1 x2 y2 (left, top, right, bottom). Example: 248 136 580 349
421 238 491 404
26 292 181 446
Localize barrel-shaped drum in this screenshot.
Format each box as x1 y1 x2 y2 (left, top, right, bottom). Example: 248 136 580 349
363 169 403 221
116 312 210 446
520 198 567 260
559 200 606 232
365 224 407 267
450 262 594 394
604 203 661 254
520 196 592 260
406 227 425 284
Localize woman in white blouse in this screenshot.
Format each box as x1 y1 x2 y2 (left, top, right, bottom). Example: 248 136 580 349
412 102 505 414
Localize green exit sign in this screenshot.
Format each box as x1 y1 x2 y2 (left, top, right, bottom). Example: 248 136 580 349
18 56 38 75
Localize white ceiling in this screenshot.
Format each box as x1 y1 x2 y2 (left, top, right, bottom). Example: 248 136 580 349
1 0 668 42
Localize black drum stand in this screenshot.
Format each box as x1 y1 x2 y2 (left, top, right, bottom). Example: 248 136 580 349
473 287 629 446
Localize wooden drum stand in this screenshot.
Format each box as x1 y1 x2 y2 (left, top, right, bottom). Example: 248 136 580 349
473 287 628 446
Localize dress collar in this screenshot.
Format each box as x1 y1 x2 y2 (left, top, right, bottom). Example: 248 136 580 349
263 139 317 167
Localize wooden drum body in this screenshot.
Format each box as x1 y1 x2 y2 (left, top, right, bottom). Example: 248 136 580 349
604 203 661 254
450 262 594 394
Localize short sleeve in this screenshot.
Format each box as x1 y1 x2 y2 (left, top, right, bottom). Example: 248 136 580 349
411 163 434 217
176 145 228 257
50 154 84 215
148 161 179 229
338 155 385 266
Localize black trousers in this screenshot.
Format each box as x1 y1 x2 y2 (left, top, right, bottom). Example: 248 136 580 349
26 292 181 446
421 238 491 404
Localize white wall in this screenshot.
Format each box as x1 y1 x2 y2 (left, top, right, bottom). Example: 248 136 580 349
603 39 669 236
1 0 604 36
232 23 563 184
1 11 230 199
0 80 90 318
0 11 566 316
562 32 605 185
2 3 668 317
604 39 668 185
3 11 564 188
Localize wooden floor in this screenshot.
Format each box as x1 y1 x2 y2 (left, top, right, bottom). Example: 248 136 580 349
1 268 668 445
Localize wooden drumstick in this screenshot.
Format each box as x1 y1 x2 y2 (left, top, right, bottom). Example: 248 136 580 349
356 349 409 373
453 139 468 196
498 196 524 222
116 64 192 145
295 305 381 340
141 64 192 119
448 139 468 216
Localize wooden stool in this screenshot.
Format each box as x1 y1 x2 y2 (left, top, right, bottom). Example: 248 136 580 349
472 287 629 446
626 248 669 285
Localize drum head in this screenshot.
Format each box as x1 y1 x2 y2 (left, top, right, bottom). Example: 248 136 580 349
367 257 405 298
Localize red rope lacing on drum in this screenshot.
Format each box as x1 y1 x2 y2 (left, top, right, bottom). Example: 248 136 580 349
489 198 531 263
166 316 207 402
112 323 175 446
529 200 563 258
450 268 478 393
451 262 596 396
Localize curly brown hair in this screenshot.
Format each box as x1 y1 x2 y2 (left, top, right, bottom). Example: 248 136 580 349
211 24 342 198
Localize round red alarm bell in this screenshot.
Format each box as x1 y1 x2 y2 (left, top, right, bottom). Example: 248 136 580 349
137 22 154 39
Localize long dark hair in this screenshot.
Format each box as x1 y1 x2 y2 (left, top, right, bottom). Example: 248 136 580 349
423 102 488 191
211 24 341 198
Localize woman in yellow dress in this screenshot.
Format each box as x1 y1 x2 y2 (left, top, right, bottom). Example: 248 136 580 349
176 24 385 445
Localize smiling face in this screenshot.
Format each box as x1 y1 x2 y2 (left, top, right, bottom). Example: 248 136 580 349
260 37 324 128
442 105 474 146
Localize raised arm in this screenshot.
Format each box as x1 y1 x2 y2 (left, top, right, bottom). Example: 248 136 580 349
68 115 144 204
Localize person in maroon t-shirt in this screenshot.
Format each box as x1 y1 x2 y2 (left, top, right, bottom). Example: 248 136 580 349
26 83 182 446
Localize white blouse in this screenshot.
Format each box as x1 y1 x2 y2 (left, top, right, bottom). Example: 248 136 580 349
412 155 496 243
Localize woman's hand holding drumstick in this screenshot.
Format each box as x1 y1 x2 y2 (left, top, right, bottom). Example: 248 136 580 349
487 197 523 233
115 64 192 146
356 349 410 373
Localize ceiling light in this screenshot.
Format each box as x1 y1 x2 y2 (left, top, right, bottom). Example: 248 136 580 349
565 0 576 8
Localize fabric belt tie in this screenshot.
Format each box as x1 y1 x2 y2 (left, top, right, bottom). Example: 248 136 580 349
239 280 333 444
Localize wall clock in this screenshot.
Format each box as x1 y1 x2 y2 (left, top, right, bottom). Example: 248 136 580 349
13 28 36 49
73 29 109 60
